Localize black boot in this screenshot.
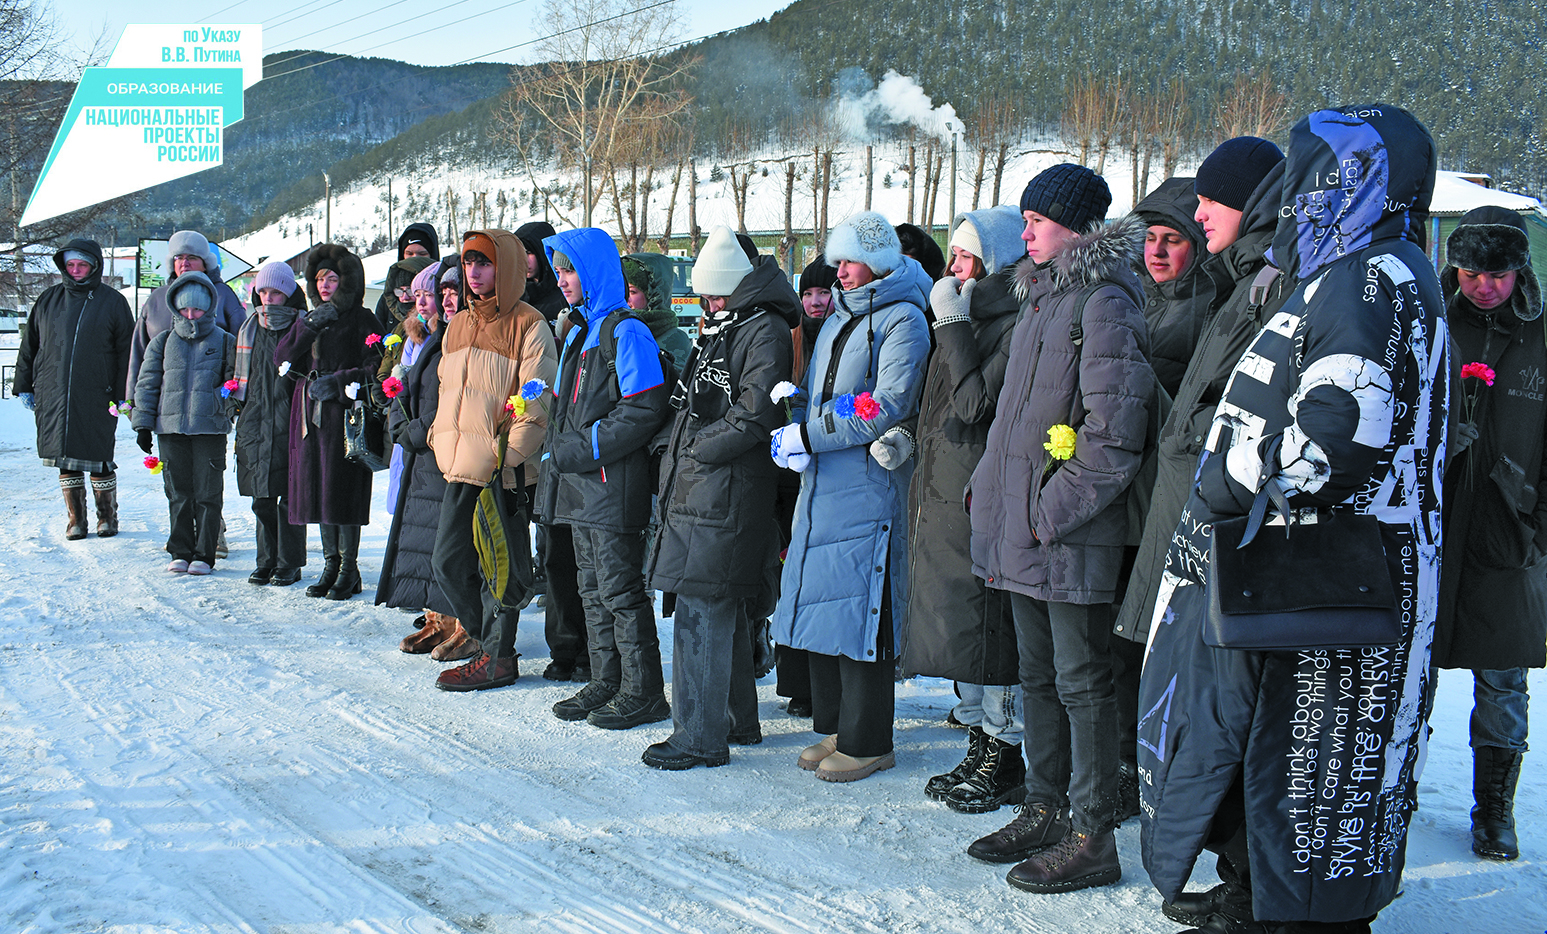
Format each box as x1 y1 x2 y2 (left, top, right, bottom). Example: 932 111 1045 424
927 726 986 801
326 525 363 600
306 558 340 597
944 735 1028 813
61 472 89 540
1472 745 1523 860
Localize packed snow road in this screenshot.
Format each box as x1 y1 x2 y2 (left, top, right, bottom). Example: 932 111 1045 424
0 405 1542 933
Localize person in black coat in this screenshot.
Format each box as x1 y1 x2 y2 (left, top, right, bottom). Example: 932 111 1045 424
13 239 134 540
372 222 440 331
275 244 383 600
1433 206 1547 863
1133 176 1217 397
642 227 797 770
234 263 310 585
517 221 568 323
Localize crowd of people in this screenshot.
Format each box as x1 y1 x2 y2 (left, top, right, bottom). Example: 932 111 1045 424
13 102 1543 934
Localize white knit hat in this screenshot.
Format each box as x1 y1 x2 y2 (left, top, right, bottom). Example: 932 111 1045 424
825 211 903 275
949 217 983 260
692 226 754 297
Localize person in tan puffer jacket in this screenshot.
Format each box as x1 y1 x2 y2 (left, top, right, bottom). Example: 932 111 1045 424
425 227 559 691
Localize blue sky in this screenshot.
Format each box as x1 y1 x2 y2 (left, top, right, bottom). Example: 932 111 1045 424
59 0 788 68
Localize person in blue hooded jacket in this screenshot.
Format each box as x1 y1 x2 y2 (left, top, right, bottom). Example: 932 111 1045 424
770 211 932 784
1137 105 1448 934
536 227 673 731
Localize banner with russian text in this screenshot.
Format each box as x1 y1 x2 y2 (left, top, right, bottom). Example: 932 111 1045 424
19 25 262 228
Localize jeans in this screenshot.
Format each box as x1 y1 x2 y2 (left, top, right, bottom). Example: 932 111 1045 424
951 682 1025 745
1010 593 1119 835
667 594 759 759
1472 668 1530 752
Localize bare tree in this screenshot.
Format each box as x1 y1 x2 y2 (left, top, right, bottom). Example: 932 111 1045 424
500 0 696 229
1214 69 1294 144
1142 76 1194 182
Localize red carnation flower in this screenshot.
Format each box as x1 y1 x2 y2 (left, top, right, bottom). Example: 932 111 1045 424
382 376 404 399
1461 361 1496 386
854 391 882 421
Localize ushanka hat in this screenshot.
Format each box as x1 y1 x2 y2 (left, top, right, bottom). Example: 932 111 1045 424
1019 163 1111 235
825 211 903 275
1447 205 1533 272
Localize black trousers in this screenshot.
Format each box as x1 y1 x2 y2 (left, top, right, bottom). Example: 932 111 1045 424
808 652 895 758
252 495 307 570
159 433 226 564
572 524 663 697
432 481 525 658
541 522 588 666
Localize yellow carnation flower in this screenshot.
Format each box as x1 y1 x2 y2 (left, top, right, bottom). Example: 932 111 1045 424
506 395 526 416
1044 424 1077 460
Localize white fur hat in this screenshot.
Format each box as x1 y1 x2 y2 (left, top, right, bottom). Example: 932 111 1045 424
825 211 902 275
692 226 753 297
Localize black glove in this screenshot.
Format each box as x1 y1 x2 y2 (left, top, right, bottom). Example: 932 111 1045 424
310 372 342 402
1451 421 1480 457
223 397 243 419
305 302 341 330
137 429 154 454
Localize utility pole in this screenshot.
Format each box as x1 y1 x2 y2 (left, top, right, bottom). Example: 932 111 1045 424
865 145 873 212
323 173 332 243
688 158 700 254
949 133 958 231
387 177 393 242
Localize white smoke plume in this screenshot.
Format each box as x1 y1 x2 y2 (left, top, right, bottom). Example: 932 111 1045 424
831 69 963 142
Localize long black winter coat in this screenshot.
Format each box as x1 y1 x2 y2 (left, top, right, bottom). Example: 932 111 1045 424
1134 177 1216 397
649 258 797 598
235 286 308 498
1113 162 1288 646
1434 264 1547 670
14 239 133 469
901 269 1019 684
276 244 382 526
376 328 453 613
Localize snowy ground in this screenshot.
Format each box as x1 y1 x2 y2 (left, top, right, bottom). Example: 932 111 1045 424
0 398 1543 934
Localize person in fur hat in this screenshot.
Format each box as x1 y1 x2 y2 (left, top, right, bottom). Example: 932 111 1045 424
129 229 246 394
770 211 932 783
131 272 238 575
233 262 309 586
275 244 383 600
964 164 1152 893
1432 205 1545 864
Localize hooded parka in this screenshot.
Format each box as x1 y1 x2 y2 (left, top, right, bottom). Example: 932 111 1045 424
649 256 797 597
901 205 1025 684
517 221 568 322
14 239 134 470
1433 206 1547 671
625 251 692 371
275 244 383 526
131 272 238 437
1114 161 1289 646
968 214 1154 605
1137 105 1449 924
373 222 441 331
1134 177 1217 396
770 257 933 661
129 260 246 395
534 228 671 533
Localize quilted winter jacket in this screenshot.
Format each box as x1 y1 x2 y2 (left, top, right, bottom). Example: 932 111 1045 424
430 228 558 489
132 273 237 437
1134 176 1216 396
969 214 1154 604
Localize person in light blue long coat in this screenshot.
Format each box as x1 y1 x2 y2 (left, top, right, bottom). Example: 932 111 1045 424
770 211 932 781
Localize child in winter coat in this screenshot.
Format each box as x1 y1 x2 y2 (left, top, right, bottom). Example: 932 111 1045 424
132 271 237 574
536 227 673 730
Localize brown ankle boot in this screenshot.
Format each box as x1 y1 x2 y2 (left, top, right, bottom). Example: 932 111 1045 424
61 473 88 540
431 619 482 661
401 611 452 654
91 473 119 537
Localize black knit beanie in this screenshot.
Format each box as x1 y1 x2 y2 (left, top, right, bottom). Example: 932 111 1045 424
1019 163 1112 234
799 257 838 293
1195 137 1284 211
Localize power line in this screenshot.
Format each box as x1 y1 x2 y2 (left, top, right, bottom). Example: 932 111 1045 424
260 0 426 67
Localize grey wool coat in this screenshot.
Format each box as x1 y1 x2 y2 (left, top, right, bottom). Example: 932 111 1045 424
969 214 1154 604
132 272 237 437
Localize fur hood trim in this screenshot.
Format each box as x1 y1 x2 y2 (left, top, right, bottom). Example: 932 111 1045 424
304 243 366 312
1012 213 1146 300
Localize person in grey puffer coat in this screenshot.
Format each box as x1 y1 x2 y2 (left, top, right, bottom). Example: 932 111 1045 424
901 204 1028 814
965 164 1152 894
132 271 237 573
770 211 932 784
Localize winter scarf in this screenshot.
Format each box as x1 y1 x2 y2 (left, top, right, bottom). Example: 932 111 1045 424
233 306 299 401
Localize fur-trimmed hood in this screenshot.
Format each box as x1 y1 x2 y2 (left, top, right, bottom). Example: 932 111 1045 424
1011 213 1147 300
304 243 366 312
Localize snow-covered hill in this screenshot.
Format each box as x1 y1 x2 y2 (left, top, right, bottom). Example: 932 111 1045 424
1 398 1543 933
